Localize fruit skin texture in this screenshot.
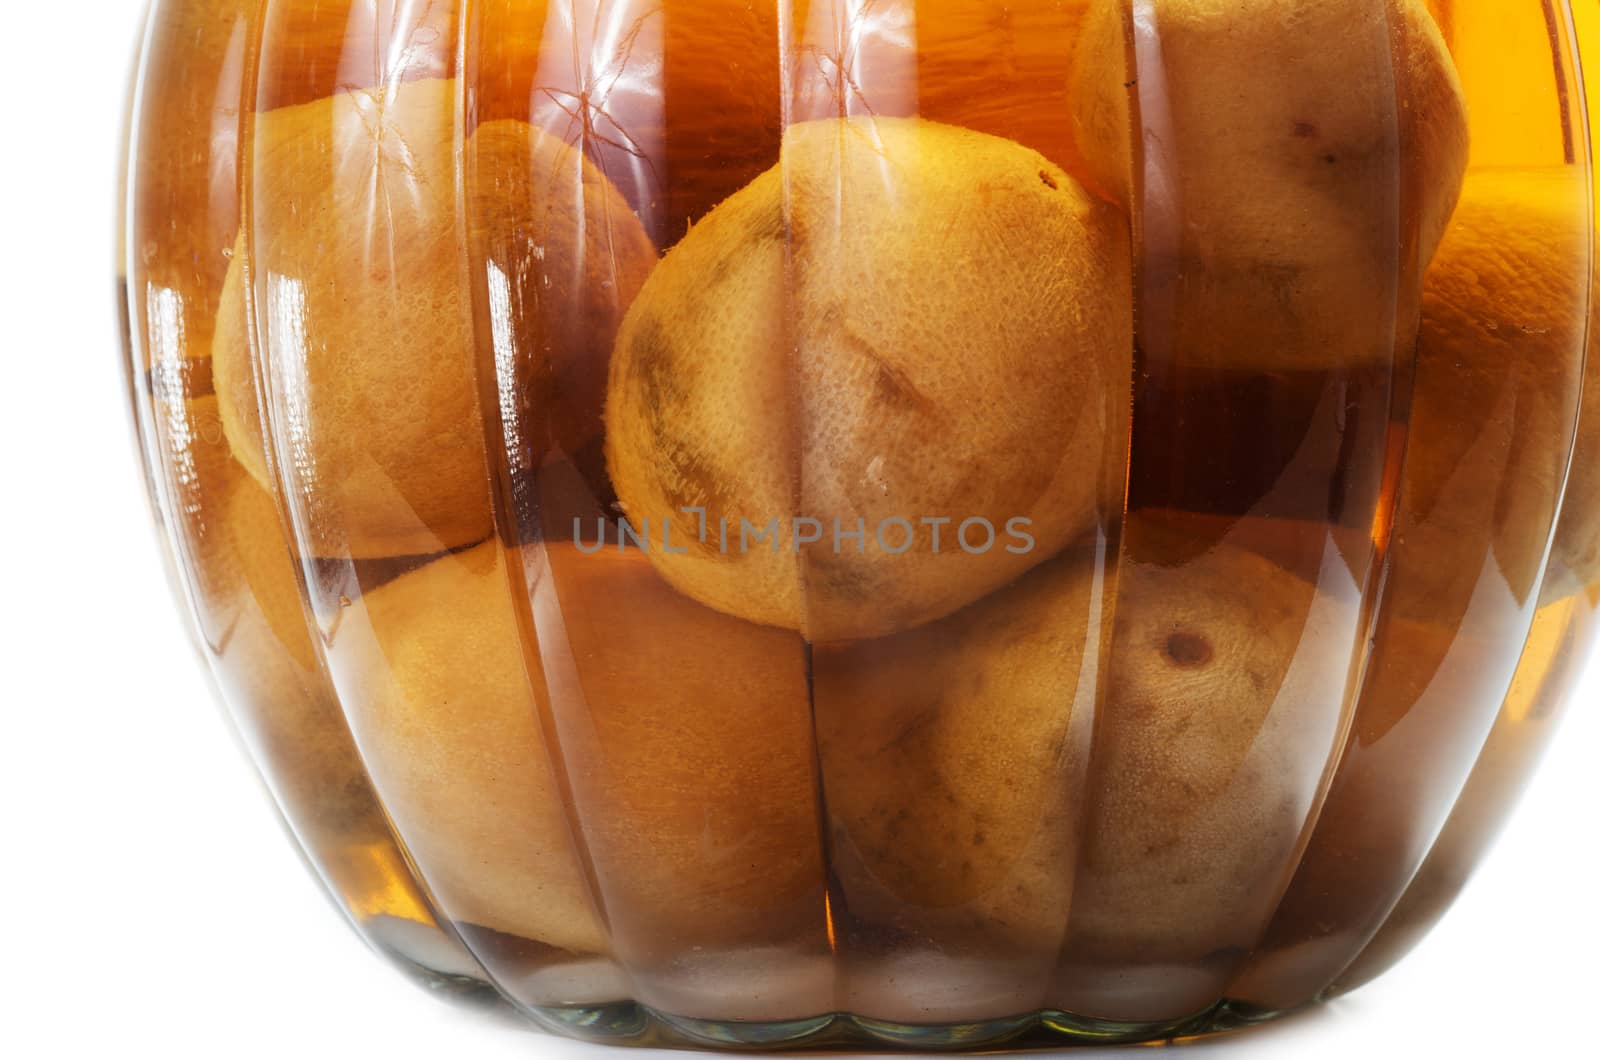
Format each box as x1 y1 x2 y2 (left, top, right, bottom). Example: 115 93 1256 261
1061 530 1351 1019
1072 0 1469 371
213 79 655 559
1388 168 1595 617
606 115 1132 643
813 518 1353 1017
813 547 1097 963
344 542 607 956
347 541 826 962
532 543 827 969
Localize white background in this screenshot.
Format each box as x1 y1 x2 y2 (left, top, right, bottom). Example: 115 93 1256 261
1 3 1595 1058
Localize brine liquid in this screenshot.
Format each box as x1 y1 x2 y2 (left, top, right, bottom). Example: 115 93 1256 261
123 0 1600 1039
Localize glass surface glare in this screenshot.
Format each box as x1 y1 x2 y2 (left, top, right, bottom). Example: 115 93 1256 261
120 0 1600 1047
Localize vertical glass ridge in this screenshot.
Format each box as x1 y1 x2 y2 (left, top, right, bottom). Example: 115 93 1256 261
454 0 638 1016
1229 0 1594 1011
1330 0 1600 998
122 0 1598 1045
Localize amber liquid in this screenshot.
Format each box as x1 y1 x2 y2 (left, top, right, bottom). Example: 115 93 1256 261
121 0 486 991
122 0 1600 1036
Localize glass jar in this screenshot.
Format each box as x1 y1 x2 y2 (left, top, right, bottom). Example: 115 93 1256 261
120 0 1600 1048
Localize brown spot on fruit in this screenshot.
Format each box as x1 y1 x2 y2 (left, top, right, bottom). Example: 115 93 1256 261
1164 630 1213 667
606 116 1131 640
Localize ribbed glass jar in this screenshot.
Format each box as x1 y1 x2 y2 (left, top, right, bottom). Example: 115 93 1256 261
121 0 1599 1048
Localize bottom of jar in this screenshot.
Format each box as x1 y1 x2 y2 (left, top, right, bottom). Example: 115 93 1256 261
508 998 1302 1051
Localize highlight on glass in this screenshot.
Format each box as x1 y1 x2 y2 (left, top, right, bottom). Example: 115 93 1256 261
121 0 1599 1048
